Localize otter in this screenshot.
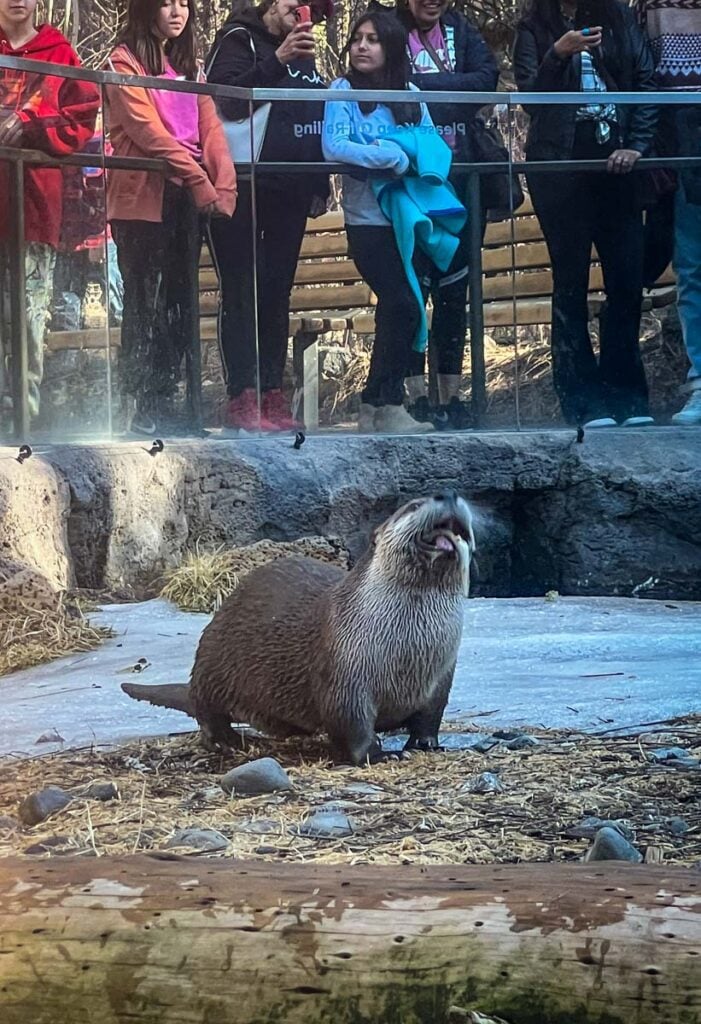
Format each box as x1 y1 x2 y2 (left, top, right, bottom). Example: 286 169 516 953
122 493 474 765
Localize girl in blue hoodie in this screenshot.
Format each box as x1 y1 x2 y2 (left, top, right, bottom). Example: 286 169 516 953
323 8 435 434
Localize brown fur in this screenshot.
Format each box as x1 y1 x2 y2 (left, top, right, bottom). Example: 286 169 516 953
122 494 475 764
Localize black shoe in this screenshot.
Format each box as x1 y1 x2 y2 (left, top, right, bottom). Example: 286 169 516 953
408 395 433 423
435 396 472 432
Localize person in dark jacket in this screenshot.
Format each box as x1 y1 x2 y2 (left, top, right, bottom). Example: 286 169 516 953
206 0 330 432
386 0 499 430
514 0 657 428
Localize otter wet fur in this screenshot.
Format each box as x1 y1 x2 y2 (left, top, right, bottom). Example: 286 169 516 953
122 493 475 765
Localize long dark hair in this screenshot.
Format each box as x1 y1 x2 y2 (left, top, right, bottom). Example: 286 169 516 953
343 9 422 126
118 0 199 80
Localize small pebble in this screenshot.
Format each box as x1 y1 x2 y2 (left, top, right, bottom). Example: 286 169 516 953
666 817 689 836
85 782 119 802
462 772 504 795
165 828 229 853
650 746 690 763
295 810 355 839
24 835 73 855
506 735 540 751
472 738 501 754
221 758 293 796
35 729 65 745
586 826 642 863
342 782 384 798
568 816 634 841
0 815 19 833
18 787 73 827
492 729 520 741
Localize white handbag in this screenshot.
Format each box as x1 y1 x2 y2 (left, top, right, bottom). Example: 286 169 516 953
206 27 271 164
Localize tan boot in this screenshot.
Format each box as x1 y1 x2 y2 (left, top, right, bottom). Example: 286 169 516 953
357 403 376 433
374 404 435 434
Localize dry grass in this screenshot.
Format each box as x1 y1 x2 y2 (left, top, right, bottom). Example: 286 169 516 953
1 716 699 866
159 537 350 613
0 600 114 678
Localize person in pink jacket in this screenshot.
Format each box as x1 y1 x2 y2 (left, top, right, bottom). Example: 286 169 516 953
106 0 236 436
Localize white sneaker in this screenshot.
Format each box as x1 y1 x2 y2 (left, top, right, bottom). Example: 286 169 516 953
583 417 617 428
672 386 701 426
621 416 655 427
375 404 435 434
357 403 376 433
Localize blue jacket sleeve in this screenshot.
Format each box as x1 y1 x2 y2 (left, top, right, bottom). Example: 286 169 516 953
322 85 410 174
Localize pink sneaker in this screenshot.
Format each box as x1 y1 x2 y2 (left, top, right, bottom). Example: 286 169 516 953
261 389 302 432
224 389 277 432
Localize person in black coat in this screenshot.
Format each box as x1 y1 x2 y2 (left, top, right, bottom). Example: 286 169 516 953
513 0 657 428
206 0 330 432
377 0 498 430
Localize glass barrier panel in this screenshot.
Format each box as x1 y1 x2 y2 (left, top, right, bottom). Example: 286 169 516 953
0 65 109 444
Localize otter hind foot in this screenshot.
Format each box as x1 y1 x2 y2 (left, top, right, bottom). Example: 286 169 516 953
199 715 249 753
403 734 445 754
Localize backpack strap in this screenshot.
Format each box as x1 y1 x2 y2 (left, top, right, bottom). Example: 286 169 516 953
205 26 257 78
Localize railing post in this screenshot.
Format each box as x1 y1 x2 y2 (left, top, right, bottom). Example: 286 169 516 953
8 158 29 441
186 222 203 434
466 169 486 428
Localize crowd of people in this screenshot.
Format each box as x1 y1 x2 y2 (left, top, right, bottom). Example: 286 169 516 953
0 0 700 435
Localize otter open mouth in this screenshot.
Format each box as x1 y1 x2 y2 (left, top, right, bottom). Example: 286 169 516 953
422 516 471 554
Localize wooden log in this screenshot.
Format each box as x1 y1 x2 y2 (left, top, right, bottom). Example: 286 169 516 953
0 857 698 1024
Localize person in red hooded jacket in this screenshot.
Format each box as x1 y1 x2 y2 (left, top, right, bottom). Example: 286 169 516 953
0 0 99 426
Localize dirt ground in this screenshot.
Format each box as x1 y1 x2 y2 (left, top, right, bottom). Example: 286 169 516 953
1 717 699 867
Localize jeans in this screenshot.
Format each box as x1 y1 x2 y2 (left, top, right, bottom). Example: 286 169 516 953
346 224 420 407
528 122 649 424
0 240 56 418
673 181 701 383
208 182 310 397
111 182 201 412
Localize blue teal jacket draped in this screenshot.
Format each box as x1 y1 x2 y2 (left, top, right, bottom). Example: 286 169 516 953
370 125 466 352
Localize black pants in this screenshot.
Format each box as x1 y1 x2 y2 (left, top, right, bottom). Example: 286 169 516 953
208 182 311 397
346 224 420 407
528 122 649 424
112 181 201 412
408 225 470 379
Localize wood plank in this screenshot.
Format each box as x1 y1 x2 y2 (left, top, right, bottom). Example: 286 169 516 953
290 283 375 312
295 259 360 285
305 210 345 233
483 241 551 274
0 856 698 1024
46 327 122 351
485 216 543 247
300 233 348 258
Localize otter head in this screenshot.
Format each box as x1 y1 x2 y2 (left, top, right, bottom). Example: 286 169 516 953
370 492 475 595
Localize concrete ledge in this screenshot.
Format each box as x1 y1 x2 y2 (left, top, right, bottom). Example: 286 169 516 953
1 429 699 599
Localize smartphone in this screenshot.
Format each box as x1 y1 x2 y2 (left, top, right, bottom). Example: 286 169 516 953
295 5 312 23
574 1 607 31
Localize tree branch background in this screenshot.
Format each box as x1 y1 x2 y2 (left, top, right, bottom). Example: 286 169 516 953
37 0 518 75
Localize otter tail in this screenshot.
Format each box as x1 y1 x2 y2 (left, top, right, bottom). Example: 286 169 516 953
121 682 194 717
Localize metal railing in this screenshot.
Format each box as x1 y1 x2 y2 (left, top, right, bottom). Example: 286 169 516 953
2 54 700 439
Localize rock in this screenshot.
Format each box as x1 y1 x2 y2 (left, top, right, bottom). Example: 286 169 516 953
667 757 701 770
232 819 281 835
0 815 19 833
295 809 355 839
35 729 65 745
666 816 689 836
472 738 501 754
586 826 643 863
462 772 504 795
23 835 73 855
650 746 690 763
505 734 540 750
84 782 119 802
221 758 293 796
165 828 229 853
18 786 73 827
492 729 520 741
567 816 634 841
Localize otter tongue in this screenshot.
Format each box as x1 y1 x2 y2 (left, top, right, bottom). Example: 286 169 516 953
435 535 454 552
